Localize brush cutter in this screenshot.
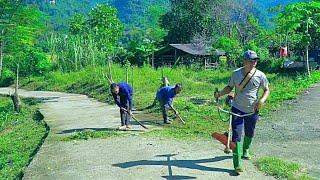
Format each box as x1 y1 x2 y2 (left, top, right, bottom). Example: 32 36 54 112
213 88 254 154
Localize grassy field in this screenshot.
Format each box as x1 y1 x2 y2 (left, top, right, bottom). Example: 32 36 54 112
0 97 48 179
20 64 320 140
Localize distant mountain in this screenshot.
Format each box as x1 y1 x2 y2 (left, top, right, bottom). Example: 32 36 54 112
24 0 310 31
24 0 169 31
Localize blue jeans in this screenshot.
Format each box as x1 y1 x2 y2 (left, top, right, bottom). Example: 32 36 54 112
231 107 259 142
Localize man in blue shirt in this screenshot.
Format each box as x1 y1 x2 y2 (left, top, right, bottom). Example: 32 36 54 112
110 82 133 130
156 84 182 124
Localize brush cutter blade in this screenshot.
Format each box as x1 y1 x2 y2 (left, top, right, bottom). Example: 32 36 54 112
212 132 235 150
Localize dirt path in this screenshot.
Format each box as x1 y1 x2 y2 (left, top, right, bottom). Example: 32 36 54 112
253 84 320 178
0 87 272 180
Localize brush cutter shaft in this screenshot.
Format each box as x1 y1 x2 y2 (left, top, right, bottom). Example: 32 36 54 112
175 112 186 124
217 106 254 117
170 106 186 124
227 114 232 149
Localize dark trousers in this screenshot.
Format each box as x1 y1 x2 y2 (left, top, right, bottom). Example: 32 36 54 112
159 100 168 123
120 98 130 126
231 106 259 142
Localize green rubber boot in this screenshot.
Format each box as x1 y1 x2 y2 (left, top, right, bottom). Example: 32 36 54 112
242 136 253 160
233 142 243 175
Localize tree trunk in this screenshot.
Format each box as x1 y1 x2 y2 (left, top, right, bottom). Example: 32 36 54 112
0 39 3 77
0 29 4 77
306 21 311 77
11 64 21 113
306 45 310 77
108 56 113 83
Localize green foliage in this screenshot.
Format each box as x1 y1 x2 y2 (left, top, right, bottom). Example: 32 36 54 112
0 97 47 179
161 0 217 43
213 36 242 67
25 0 170 31
24 0 103 31
124 5 168 65
1 3 48 78
89 4 123 54
69 14 87 35
0 69 14 86
256 156 316 180
44 4 124 72
21 47 53 75
277 1 320 51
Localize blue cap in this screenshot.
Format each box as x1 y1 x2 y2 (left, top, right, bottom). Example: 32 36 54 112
244 50 259 61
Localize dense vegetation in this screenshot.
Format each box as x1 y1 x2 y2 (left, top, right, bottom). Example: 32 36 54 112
24 0 170 30
23 0 309 30
1 0 318 84
0 97 47 179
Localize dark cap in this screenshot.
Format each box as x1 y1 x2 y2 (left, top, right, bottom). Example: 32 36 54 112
244 50 259 61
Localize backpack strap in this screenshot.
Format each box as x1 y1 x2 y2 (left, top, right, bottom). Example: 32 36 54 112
238 68 256 91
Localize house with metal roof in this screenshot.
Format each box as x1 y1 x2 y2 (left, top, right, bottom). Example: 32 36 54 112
152 44 225 69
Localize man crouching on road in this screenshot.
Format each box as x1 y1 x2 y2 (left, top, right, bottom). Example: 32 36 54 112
156 84 182 124
110 82 133 130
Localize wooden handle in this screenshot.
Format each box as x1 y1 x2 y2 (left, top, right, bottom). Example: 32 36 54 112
175 112 186 124
131 115 148 129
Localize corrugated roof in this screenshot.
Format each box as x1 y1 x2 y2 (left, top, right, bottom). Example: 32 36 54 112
169 44 212 56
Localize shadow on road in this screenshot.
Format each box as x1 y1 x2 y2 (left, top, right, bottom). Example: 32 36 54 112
113 154 236 178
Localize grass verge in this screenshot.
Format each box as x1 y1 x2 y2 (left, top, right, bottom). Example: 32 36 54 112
0 96 48 179
256 156 316 180
61 130 124 141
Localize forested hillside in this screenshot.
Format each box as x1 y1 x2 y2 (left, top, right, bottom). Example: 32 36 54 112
24 0 169 30
24 0 309 30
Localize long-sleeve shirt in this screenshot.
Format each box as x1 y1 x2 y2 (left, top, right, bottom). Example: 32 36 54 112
156 86 177 106
112 82 133 110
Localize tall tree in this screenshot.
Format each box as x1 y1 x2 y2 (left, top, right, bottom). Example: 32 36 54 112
161 0 219 43
277 0 320 76
1 1 46 78
124 5 168 66
89 4 123 56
